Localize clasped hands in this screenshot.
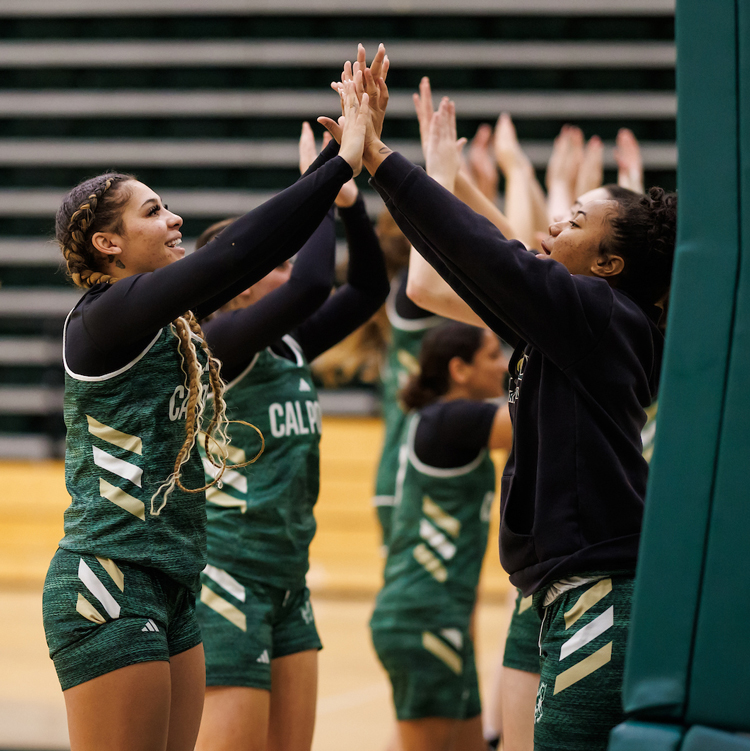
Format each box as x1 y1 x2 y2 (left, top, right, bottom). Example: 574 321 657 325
318 44 465 188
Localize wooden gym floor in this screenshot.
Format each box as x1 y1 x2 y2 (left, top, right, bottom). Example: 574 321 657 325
0 417 513 750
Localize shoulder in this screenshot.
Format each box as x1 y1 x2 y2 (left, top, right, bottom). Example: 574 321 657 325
412 400 499 470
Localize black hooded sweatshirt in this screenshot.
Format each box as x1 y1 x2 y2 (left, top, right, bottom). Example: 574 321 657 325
370 153 663 596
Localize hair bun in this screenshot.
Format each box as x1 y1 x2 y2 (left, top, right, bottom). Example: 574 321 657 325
645 186 677 260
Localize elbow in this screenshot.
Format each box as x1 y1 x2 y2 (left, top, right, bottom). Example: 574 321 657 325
406 277 429 309
306 281 333 309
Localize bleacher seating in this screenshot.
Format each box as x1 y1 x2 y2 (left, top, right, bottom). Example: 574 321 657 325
0 0 676 458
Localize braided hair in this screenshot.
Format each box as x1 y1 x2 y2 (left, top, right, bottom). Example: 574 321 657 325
56 173 262 515
601 186 678 307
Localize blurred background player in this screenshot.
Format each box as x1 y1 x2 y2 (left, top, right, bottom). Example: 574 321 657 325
194 124 389 751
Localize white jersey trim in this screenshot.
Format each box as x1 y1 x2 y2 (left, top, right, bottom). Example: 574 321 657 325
223 351 261 393
62 308 163 382
385 276 443 333
406 413 488 478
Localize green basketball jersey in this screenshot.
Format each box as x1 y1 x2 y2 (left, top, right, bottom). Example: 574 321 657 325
371 410 496 631
60 315 210 592
641 400 658 463
373 276 443 545
201 335 321 591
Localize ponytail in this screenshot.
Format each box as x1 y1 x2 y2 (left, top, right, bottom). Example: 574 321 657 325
400 322 485 411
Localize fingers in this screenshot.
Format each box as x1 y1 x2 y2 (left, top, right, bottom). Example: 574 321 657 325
298 121 317 173
317 116 344 144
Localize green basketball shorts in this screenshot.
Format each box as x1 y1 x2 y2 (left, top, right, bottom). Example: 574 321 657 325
532 575 634 751
503 588 543 674
42 548 201 691
371 625 481 721
197 565 322 691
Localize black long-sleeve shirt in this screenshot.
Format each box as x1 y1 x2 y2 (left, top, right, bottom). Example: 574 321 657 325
65 141 349 376
202 193 390 380
370 153 664 596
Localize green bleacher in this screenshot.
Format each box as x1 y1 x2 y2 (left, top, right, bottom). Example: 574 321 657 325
0 0 676 458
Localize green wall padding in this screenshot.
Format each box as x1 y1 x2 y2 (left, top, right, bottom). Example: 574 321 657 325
681 727 750 751
609 721 684 751
684 0 750 730
622 0 741 720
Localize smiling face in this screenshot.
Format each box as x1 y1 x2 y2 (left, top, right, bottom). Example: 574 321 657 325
539 198 624 279
91 181 184 277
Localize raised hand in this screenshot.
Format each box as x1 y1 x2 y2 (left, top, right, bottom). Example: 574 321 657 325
362 44 390 139
298 121 318 175
546 124 584 221
493 112 533 177
413 76 436 158
575 135 604 197
466 123 499 202
318 76 370 176
425 98 467 192
614 128 644 194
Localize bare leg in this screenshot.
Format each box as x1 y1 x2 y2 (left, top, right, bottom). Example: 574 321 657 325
500 668 539 751
449 716 489 751
167 645 206 751
195 686 270 751
64 661 171 751
267 650 318 751
398 717 457 751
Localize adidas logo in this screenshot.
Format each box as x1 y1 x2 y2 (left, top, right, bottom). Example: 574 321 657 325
299 379 311 392
141 619 159 633
256 649 270 664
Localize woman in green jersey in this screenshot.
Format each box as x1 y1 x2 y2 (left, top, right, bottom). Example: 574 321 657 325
42 83 370 751
371 321 512 751
192 124 389 751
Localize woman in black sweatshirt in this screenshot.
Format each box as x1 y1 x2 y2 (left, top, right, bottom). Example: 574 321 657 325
320 56 676 751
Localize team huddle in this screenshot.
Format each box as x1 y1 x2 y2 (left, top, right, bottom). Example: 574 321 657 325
41 44 677 751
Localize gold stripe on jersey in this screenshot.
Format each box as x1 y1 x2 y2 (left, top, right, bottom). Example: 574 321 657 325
76 592 106 625
197 431 247 466
86 415 142 455
423 496 461 538
200 585 247 631
206 485 247 513
564 578 612 629
422 631 462 674
201 457 247 495
99 477 146 521
519 595 534 614
96 556 125 592
413 543 448 583
554 642 612 695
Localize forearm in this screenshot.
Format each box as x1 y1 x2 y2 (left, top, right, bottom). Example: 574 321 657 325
454 172 516 239
406 245 489 328
202 210 337 378
370 152 608 362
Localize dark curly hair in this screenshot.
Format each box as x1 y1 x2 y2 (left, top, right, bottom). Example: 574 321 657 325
400 322 486 411
601 186 678 306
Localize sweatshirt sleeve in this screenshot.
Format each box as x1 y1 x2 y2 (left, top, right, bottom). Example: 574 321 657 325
293 193 391 362
77 155 352 354
370 153 615 370
201 208 337 383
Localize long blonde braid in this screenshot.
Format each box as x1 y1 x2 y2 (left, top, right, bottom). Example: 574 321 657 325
57 173 263 517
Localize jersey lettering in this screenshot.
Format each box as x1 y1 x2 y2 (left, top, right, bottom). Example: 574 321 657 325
285 402 300 435
294 402 310 435
168 383 210 422
269 400 322 438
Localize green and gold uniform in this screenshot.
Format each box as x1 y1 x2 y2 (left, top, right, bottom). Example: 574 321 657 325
373 275 443 550
197 335 323 690
371 403 497 720
43 317 209 690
